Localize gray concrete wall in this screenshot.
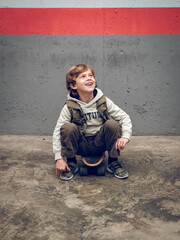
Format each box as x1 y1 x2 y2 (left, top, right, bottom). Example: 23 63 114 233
0 35 180 135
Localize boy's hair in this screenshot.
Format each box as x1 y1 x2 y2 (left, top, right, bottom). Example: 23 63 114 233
66 64 96 98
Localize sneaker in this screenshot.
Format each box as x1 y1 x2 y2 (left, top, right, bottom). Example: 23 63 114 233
107 160 129 179
60 162 78 181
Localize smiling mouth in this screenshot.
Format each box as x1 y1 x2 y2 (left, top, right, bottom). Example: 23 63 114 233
85 82 94 86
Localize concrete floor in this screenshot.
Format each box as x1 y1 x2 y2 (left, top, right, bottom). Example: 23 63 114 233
0 135 180 240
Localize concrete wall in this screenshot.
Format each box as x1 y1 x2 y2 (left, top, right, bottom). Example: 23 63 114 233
0 1 180 135
1 35 180 135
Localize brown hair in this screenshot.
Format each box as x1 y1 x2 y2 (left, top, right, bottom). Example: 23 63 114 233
66 64 96 98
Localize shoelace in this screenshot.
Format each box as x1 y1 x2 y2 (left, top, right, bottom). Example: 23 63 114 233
110 161 122 169
69 163 76 172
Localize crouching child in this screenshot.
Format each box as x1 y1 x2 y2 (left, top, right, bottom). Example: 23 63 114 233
53 64 132 180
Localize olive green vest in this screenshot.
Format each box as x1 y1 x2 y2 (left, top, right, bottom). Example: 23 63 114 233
66 95 109 133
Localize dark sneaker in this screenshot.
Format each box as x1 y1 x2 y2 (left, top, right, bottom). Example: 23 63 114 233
107 160 129 179
60 162 78 181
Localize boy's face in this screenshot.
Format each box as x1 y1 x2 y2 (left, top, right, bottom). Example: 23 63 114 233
71 69 96 94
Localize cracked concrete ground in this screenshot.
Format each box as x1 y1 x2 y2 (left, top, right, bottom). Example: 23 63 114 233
0 135 180 240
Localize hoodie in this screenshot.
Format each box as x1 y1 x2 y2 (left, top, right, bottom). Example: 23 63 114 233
53 88 132 160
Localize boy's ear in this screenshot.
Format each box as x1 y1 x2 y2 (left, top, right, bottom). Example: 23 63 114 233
70 83 77 90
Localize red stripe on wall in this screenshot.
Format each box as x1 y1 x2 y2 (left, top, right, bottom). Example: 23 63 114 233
0 8 180 35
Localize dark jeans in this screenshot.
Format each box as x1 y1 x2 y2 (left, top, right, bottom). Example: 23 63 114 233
60 120 122 159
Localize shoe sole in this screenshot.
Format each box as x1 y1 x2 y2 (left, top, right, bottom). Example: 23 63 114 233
107 167 129 179
60 174 74 181
60 167 78 181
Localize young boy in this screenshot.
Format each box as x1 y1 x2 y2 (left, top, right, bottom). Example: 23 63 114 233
53 64 132 180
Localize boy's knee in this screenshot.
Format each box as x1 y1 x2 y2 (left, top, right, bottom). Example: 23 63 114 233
104 120 119 130
103 120 122 136
60 123 79 135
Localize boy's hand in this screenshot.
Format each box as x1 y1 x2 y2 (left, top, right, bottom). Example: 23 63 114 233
115 138 129 151
56 158 70 176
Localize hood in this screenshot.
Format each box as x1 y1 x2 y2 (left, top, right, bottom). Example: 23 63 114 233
67 88 104 108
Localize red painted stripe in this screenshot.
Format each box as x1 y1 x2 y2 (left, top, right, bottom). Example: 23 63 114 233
0 8 180 35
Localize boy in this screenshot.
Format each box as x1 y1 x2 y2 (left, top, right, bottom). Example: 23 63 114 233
53 64 132 180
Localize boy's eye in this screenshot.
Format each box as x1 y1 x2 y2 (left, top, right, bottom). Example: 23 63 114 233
80 73 93 78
